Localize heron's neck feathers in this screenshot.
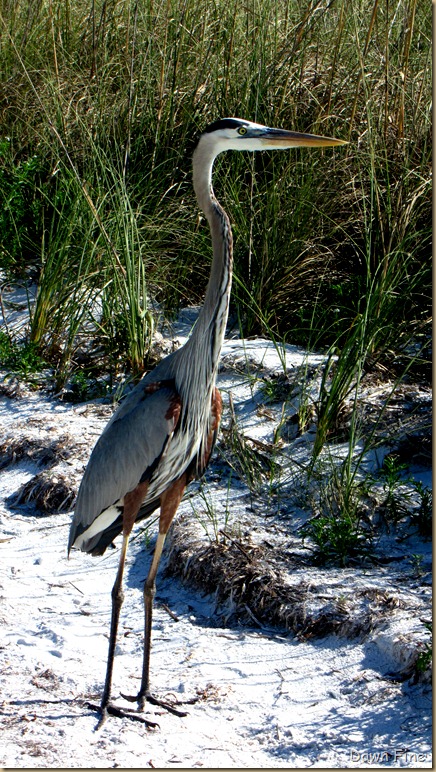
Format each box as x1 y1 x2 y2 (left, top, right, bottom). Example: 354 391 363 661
166 134 232 464
189 137 233 363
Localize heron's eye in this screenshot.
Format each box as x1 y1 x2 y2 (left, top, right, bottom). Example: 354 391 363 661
237 126 248 135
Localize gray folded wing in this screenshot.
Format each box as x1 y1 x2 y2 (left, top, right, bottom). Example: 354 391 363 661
68 382 179 552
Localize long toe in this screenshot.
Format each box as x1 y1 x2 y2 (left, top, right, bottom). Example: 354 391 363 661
120 690 189 717
119 691 138 703
86 699 159 728
144 692 189 717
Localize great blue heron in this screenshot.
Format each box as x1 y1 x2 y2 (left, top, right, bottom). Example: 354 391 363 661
68 118 346 726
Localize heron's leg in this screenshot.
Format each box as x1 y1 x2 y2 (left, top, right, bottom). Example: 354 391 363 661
98 531 130 726
138 531 168 703
137 475 188 713
98 483 148 727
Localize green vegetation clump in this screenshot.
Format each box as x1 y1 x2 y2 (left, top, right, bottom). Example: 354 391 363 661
0 329 47 379
300 454 432 566
0 0 430 390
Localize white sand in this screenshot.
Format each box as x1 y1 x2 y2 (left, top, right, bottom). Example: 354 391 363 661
0 330 432 768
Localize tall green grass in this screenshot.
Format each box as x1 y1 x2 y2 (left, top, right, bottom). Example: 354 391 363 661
0 0 431 396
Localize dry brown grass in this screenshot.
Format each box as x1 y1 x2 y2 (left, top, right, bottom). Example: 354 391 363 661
10 470 76 514
0 433 75 470
165 518 408 641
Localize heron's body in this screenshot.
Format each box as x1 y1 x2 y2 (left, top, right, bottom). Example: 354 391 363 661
69 361 223 556
68 117 346 725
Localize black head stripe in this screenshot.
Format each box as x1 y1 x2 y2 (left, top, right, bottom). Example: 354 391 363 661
203 118 247 134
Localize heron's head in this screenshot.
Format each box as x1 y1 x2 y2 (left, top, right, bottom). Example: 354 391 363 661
196 117 347 159
192 117 347 210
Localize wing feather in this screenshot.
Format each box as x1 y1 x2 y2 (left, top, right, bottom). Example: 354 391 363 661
68 382 180 552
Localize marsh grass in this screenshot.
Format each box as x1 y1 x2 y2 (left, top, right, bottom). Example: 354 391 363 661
301 465 371 566
219 392 267 493
0 1 431 450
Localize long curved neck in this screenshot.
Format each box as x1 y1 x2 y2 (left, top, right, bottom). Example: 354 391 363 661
189 141 233 362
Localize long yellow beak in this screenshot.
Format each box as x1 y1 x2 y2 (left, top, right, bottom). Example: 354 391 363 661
258 127 348 148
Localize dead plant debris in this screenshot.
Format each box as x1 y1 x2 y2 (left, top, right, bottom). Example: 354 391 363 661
30 668 61 692
10 471 76 514
0 435 76 471
165 520 414 644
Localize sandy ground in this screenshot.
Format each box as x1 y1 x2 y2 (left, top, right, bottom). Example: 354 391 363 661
0 324 432 768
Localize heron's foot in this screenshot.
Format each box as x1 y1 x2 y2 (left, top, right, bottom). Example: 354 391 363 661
96 703 108 730
86 700 160 729
120 690 189 718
